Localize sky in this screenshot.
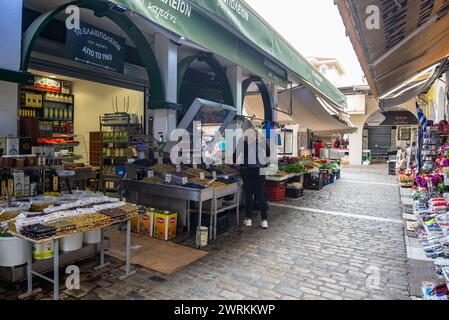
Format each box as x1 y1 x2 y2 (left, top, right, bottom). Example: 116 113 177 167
245 0 366 87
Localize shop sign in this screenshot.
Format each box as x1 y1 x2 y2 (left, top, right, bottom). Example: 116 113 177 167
380 111 419 126
66 22 126 73
365 111 386 127
32 76 61 92
366 111 419 127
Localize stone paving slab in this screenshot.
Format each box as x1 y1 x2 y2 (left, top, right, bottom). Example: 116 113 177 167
0 164 411 300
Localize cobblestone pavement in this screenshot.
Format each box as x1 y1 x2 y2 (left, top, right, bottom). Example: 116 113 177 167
1 164 410 300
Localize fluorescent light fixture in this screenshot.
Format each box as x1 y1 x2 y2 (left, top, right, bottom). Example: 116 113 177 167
49 75 57 79
109 3 128 14
391 80 428 98
379 64 438 99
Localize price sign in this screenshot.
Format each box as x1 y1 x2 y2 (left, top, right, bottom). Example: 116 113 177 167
212 171 217 179
200 173 205 180
176 165 181 172
193 164 198 169
165 174 172 183
158 157 163 164
147 171 154 178
182 177 188 185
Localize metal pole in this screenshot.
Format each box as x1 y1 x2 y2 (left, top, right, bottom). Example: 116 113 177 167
53 239 59 300
198 200 202 228
210 191 215 241
100 228 105 266
236 189 240 231
125 219 131 276
27 241 33 294
186 200 191 233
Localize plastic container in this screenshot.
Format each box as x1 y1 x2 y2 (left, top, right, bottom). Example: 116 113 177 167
83 230 101 244
0 236 27 267
29 197 58 213
286 186 304 199
304 173 324 190
33 241 54 260
60 233 83 252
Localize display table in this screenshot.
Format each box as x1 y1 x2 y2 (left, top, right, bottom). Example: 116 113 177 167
266 173 304 185
10 216 135 300
122 179 240 240
190 183 240 240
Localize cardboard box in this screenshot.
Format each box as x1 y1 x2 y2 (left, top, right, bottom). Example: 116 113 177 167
6 138 20 156
154 211 177 241
32 146 44 155
20 138 33 155
0 137 6 156
23 176 30 198
13 171 25 198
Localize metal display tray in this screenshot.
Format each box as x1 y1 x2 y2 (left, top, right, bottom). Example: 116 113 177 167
122 179 215 202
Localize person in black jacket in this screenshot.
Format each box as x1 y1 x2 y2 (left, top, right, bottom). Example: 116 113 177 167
237 119 271 229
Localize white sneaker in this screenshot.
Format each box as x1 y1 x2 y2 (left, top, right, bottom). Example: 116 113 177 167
244 218 253 227
261 220 268 229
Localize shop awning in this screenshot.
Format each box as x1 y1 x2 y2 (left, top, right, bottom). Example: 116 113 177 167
337 0 449 98
244 86 356 134
110 0 347 110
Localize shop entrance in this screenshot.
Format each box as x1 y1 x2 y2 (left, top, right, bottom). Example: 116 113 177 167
364 109 419 162
367 126 392 162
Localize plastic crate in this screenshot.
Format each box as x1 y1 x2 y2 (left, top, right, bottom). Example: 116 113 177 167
266 180 286 202
190 212 231 236
266 187 286 201
304 173 324 190
286 187 304 199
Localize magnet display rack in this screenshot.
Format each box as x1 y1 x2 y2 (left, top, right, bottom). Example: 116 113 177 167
99 112 142 194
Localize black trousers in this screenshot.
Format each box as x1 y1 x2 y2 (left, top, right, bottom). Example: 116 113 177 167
241 168 268 220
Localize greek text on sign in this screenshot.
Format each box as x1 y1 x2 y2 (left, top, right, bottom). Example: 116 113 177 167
217 0 249 21
66 22 126 73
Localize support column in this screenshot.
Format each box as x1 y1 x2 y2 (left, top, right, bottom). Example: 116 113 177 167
153 34 178 140
154 34 178 104
0 0 22 137
349 127 363 165
268 83 278 122
226 65 243 114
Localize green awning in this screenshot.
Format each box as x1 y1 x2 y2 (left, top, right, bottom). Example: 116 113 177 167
190 0 347 109
111 0 346 110
0 68 34 85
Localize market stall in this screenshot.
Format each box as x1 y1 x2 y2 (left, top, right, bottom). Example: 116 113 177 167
0 193 141 299
398 120 449 299
122 99 241 243
264 156 341 202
